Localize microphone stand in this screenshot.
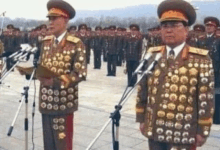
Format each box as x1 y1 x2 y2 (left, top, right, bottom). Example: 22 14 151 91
86 67 154 150
7 58 38 150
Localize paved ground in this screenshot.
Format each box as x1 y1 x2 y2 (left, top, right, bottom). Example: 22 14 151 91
0 53 220 150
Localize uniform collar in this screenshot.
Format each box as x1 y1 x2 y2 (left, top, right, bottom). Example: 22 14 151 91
166 42 186 59
56 31 67 43
207 33 214 38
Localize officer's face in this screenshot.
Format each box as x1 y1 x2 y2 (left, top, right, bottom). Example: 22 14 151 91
205 24 216 34
161 21 188 48
80 28 86 33
48 16 68 37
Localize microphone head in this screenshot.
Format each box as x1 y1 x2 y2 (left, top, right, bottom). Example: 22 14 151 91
144 52 153 60
155 53 162 61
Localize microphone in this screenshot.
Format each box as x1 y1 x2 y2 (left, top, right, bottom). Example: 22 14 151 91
144 53 162 74
16 47 38 61
134 52 152 74
8 47 28 59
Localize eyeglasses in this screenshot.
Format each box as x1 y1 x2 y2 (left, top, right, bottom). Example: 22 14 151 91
161 22 184 29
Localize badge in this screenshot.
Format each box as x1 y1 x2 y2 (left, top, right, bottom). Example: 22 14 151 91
47 104 52 110
60 105 66 110
64 55 71 61
59 61 65 67
189 138 195 144
168 103 176 110
166 130 173 136
167 113 175 119
194 63 199 67
180 76 188 84
41 88 47 94
190 87 196 95
154 69 161 76
170 84 178 92
156 119 165 126
179 67 187 75
58 132 66 139
42 95 47 101
199 109 205 116
53 61 58 66
54 97 59 103
186 106 193 113
156 128 163 134
176 113 183 121
59 125 65 131
152 87 157 95
158 135 164 141
161 63 165 68
182 138 188 144
189 68 198 76
157 111 166 117
184 124 191 130
190 78 198 86
58 69 64 74
200 86 208 93
174 122 183 130
169 94 177 101
171 75 179 83
165 121 174 128
52 57 56 61
174 131 181 137
201 101 207 108
188 63 193 67
67 102 74 108
166 136 172 142
41 102 47 108
201 77 208 84
179 85 187 93
48 96 53 102
199 94 206 101
53 105 59 110
209 82 214 89
75 62 81 69
65 63 71 68
51 67 57 73
179 95 186 103
177 105 185 112
46 62 52 68
67 94 74 100
182 132 189 137
185 114 192 121
61 97 67 103
174 137 180 143
53 124 58 130
188 97 193 104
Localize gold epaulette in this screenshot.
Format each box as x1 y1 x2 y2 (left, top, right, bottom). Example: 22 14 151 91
43 35 54 41
147 46 165 53
189 47 209 56
66 35 80 43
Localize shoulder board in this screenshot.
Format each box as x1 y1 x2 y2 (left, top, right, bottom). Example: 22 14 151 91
189 47 208 56
43 35 54 41
66 35 80 43
147 46 165 53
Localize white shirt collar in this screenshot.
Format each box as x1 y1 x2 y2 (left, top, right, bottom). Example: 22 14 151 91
56 31 67 43
207 33 214 38
166 42 186 59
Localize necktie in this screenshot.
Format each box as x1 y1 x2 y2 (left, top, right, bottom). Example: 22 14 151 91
55 38 59 45
168 49 175 60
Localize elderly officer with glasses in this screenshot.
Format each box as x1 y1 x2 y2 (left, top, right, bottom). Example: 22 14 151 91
135 0 215 150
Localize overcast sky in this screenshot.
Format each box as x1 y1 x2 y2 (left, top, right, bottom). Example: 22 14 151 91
0 0 196 20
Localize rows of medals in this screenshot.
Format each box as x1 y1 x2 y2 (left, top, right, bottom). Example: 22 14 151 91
145 56 214 144
52 117 67 139
40 86 78 111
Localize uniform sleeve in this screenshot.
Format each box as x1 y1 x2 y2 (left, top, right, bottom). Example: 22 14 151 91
197 56 215 138
136 74 148 123
60 41 87 88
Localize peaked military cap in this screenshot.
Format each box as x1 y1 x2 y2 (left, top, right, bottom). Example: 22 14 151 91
78 24 87 31
69 25 77 30
40 24 47 29
87 27 92 31
157 0 196 26
109 25 116 30
193 24 205 32
7 24 14 29
95 26 102 31
117 27 123 31
204 17 219 27
129 24 140 31
47 0 75 19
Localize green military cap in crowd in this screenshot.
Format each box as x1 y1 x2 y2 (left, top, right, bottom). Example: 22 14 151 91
204 17 220 27
193 24 205 32
109 25 116 30
130 24 140 31
78 24 87 31
95 26 102 31
7 24 14 29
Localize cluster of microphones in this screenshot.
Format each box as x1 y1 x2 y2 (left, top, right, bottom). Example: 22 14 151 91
134 52 162 75
0 46 38 62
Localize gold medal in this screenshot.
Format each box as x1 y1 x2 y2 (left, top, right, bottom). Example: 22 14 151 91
79 56 84 61
167 113 175 119
64 55 71 61
190 87 196 94
171 75 179 83
152 87 157 95
51 67 56 73
176 113 183 121
186 106 193 113
157 111 166 117
177 105 185 112
180 76 188 84
154 69 161 77
190 78 198 86
179 95 187 103
179 67 187 75
53 61 58 66
200 86 208 93
189 68 198 76
59 61 65 67
168 103 176 110
65 63 71 68
170 84 178 92
58 69 64 74
169 93 177 101
209 82 214 89
188 63 193 67
58 132 66 139
179 85 187 93
75 62 81 69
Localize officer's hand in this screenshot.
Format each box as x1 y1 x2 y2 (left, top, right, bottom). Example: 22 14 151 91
139 123 145 134
38 77 53 86
196 134 206 147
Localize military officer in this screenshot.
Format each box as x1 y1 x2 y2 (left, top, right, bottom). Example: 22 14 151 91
93 26 103 69
86 27 92 64
102 27 109 62
187 24 205 47
124 24 142 86
116 27 124 66
68 25 77 35
77 24 90 64
35 1 87 149
106 25 118 76
136 1 215 150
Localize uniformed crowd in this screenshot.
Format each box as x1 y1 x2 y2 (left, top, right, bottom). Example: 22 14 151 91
0 0 220 150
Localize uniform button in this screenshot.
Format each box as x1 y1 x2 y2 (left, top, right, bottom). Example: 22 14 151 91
165 121 174 128
201 102 207 108
61 90 67 96
156 119 165 126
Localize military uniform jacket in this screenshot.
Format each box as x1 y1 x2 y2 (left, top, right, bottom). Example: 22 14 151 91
2 33 17 53
77 33 90 50
116 35 125 54
92 34 103 51
136 45 214 145
39 33 87 115
124 34 142 61
106 35 118 55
